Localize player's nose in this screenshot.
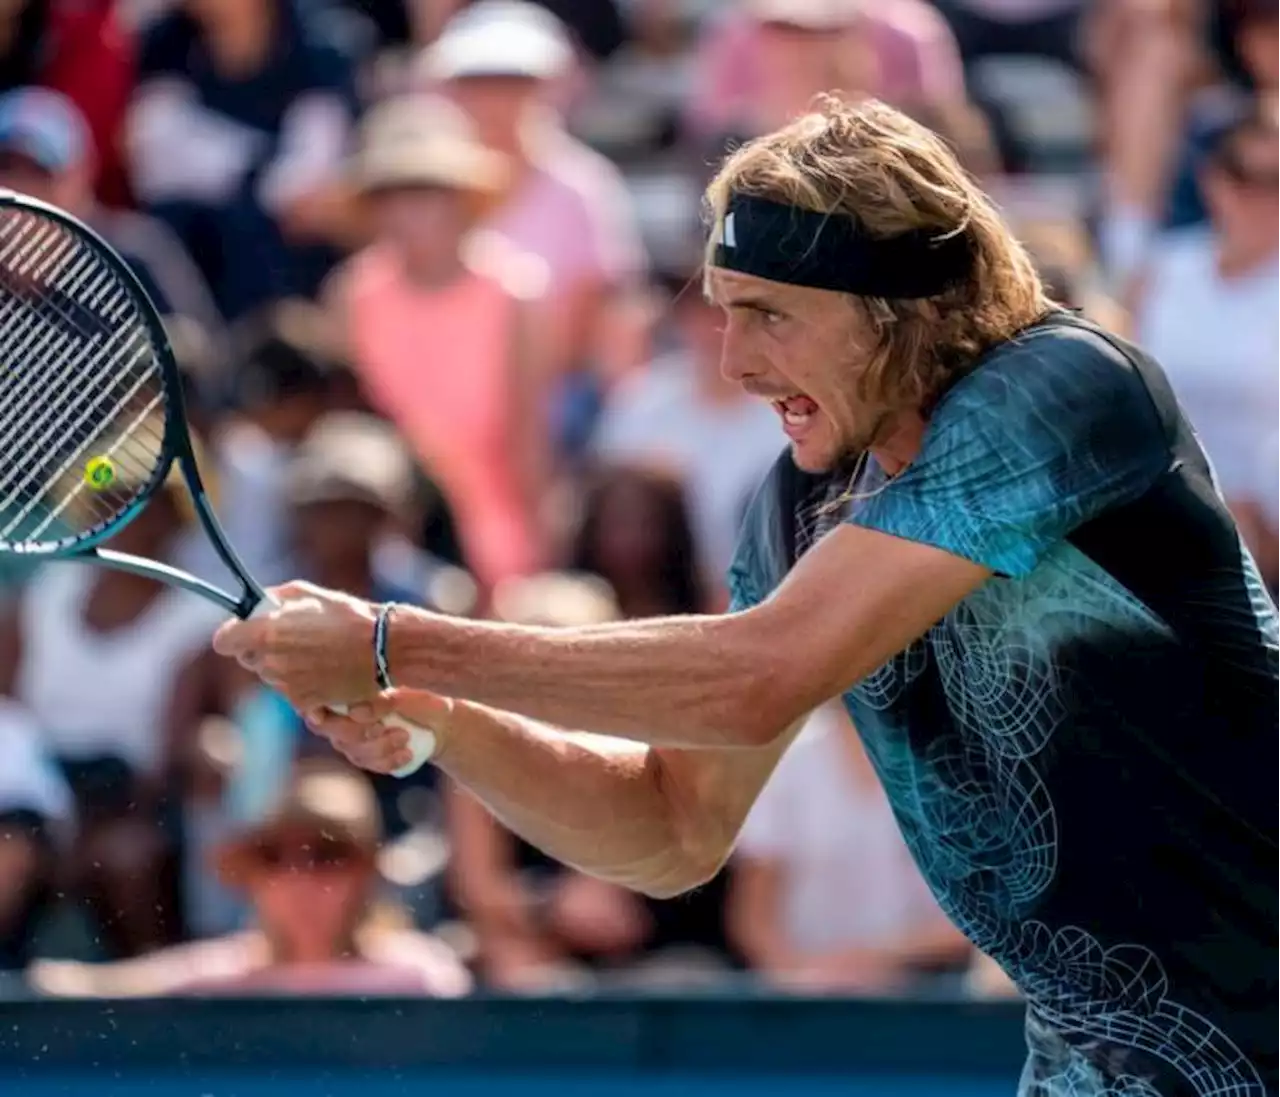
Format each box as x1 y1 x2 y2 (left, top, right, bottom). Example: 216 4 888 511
719 319 762 386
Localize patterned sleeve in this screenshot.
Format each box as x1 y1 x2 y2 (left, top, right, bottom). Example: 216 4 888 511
727 533 765 613
725 451 796 612
847 327 1171 578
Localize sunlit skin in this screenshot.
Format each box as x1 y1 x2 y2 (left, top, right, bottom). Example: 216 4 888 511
707 269 927 476
367 185 470 285
445 77 542 158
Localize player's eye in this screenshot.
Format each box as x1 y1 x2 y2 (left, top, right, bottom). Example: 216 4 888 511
734 303 784 326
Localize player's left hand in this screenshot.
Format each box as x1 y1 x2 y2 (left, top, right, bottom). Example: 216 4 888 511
212 580 380 710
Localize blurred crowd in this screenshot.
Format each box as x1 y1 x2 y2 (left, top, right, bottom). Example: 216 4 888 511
0 0 1275 1001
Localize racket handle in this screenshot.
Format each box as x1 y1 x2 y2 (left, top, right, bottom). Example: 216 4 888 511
329 706 437 778
248 598 437 777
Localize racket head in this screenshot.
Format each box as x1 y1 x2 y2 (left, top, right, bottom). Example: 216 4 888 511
0 190 209 559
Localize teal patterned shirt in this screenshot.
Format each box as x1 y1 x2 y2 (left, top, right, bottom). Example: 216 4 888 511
729 313 1278 1097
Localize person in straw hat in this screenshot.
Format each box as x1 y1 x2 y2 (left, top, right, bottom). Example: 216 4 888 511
30 757 471 998
325 93 551 599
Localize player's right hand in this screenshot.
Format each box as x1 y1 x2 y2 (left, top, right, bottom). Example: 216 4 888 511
304 690 454 775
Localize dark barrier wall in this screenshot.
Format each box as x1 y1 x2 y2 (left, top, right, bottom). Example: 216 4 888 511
0 994 1029 1097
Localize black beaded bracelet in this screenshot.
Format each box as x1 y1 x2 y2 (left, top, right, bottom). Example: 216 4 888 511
373 603 396 691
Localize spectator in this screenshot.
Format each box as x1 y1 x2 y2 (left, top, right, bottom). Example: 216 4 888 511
0 697 71 971
569 462 709 617
0 0 134 206
448 569 736 991
370 0 627 99
1134 104 1279 587
0 450 226 958
1166 0 1278 232
328 93 551 596
1223 0 1279 94
590 273 782 597
728 704 971 993
286 412 448 625
30 759 472 997
686 0 966 152
419 0 648 392
127 0 361 319
1087 0 1206 296
0 86 223 337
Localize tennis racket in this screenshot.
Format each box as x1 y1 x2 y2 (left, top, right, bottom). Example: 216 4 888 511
0 190 435 777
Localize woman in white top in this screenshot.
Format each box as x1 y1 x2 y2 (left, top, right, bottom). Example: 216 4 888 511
1135 105 1279 589
0 470 226 958
728 704 970 993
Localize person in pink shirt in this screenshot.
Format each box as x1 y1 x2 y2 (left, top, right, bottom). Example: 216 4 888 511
28 759 471 998
686 0 967 147
327 93 551 597
417 1 648 385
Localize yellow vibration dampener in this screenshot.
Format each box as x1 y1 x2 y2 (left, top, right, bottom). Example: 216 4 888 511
84 456 117 490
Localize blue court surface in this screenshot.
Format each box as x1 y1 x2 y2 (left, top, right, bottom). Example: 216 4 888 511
0 994 1026 1097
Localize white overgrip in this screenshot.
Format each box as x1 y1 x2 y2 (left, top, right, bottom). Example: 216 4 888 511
247 596 436 777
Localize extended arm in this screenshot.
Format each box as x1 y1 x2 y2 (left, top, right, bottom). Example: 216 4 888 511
223 523 989 752
315 689 807 899
303 527 985 897
382 524 990 747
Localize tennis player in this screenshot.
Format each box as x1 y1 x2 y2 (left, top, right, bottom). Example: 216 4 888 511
215 98 1278 1094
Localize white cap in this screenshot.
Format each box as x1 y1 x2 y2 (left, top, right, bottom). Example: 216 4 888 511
418 0 574 82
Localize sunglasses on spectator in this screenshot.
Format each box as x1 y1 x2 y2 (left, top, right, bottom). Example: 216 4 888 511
253 836 364 872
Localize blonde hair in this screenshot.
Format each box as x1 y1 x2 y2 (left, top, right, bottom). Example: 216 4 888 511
703 97 1053 420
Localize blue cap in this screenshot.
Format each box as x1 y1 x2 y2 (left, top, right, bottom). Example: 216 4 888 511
0 87 90 173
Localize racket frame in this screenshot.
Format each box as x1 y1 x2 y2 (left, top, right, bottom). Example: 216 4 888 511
0 189 266 619
0 192 439 775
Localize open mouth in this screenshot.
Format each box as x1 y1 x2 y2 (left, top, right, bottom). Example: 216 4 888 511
773 394 820 434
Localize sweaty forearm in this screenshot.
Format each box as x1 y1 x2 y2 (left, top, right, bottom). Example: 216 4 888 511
387 607 785 748
435 699 704 897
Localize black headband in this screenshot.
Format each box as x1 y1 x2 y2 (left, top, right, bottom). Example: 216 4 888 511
710 193 973 299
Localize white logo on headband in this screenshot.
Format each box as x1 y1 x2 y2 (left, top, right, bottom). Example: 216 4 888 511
722 212 737 249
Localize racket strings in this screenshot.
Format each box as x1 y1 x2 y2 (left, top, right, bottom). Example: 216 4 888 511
0 291 161 529
0 207 170 551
